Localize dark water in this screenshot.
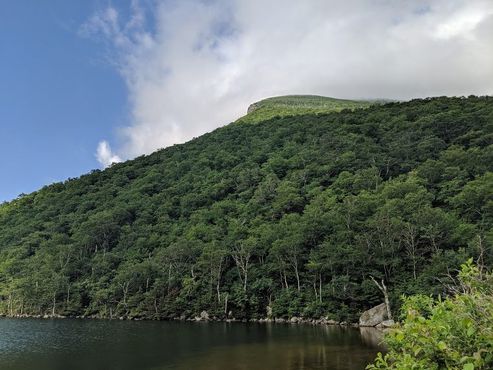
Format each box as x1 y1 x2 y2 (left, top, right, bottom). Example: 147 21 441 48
0 318 384 370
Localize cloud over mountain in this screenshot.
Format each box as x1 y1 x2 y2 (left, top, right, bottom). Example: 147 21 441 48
81 0 493 166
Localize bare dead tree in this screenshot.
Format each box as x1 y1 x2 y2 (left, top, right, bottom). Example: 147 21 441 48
370 276 393 321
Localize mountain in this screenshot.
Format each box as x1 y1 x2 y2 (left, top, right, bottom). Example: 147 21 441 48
236 95 373 124
0 96 492 322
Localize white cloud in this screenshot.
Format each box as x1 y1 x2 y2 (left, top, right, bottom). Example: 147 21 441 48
434 2 493 40
81 0 493 161
96 140 122 167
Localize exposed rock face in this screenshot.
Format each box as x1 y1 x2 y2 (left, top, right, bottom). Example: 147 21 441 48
247 103 261 114
195 310 210 321
359 303 389 327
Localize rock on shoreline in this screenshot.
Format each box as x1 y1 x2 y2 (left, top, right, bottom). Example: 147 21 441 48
1 310 393 329
359 303 395 328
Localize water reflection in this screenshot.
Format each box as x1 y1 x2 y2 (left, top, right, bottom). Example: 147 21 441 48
174 325 385 370
0 319 384 370
359 327 385 348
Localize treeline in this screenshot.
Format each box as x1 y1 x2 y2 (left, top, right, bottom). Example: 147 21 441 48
0 96 491 322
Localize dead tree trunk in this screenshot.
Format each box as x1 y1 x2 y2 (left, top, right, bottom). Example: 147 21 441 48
223 293 228 315
370 276 392 321
52 292 56 316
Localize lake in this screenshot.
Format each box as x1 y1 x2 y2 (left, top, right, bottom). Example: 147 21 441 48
0 318 384 370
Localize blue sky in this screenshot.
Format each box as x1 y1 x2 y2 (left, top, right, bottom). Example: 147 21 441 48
1 0 492 203
0 1 127 202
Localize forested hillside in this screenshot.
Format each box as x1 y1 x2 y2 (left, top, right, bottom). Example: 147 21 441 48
0 96 492 322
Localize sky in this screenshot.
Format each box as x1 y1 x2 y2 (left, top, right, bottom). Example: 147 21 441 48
1 0 493 202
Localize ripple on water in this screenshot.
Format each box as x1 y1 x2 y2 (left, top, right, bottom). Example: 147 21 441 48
0 319 384 370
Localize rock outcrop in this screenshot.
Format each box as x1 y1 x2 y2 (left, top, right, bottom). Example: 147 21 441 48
195 310 210 321
246 102 261 114
359 303 389 327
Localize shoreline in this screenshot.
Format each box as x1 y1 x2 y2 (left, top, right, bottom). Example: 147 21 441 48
0 313 392 330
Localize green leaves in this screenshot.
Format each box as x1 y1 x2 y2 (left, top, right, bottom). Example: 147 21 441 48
369 262 493 369
0 96 492 325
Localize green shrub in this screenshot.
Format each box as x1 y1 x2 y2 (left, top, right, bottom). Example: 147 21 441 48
368 260 493 370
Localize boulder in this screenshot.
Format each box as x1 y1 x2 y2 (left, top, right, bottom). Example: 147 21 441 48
195 310 210 321
376 319 395 329
290 316 299 323
359 303 389 327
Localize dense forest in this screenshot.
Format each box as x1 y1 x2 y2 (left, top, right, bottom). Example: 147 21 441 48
0 96 491 322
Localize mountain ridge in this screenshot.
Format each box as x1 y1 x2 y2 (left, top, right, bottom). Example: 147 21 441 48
0 96 491 323
237 94 373 124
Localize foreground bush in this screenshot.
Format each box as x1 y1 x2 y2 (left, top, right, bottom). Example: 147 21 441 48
368 260 493 370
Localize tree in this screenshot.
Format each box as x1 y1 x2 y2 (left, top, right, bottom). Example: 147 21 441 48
271 214 305 292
